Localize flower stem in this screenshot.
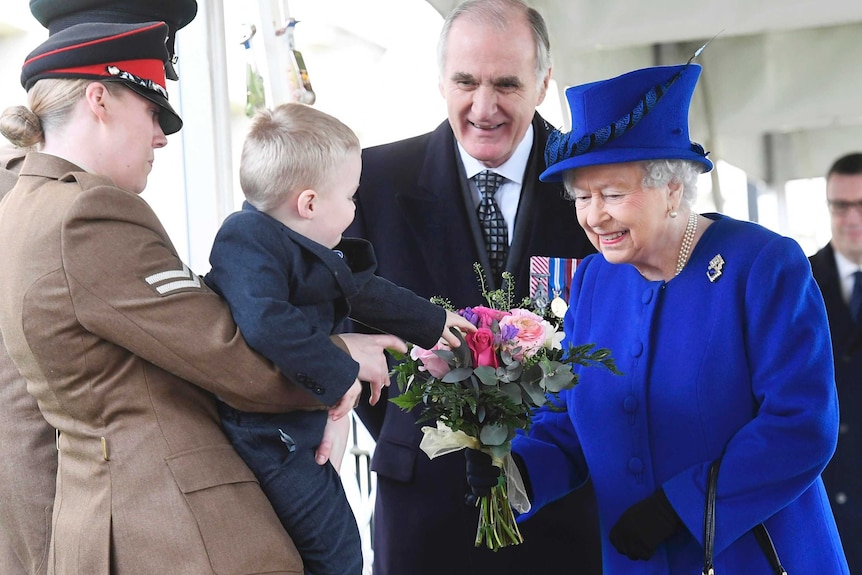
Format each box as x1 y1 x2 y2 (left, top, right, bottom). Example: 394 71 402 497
474 480 523 551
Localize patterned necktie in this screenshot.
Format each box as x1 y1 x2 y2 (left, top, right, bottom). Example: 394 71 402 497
851 271 862 323
474 170 508 280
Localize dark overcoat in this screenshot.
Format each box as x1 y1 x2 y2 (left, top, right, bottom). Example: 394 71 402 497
810 243 862 570
347 114 602 575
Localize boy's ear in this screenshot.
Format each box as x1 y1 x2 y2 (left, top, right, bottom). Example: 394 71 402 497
296 189 317 219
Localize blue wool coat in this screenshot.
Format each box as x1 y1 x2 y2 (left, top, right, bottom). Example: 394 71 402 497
513 214 849 574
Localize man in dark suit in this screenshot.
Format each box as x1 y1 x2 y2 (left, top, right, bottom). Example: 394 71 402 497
347 1 600 574
809 152 862 572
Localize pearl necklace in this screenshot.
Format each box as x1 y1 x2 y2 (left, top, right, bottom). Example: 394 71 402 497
675 211 698 276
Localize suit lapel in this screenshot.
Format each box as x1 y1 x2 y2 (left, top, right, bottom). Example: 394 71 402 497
394 115 584 302
402 121 489 285
507 115 547 283
448 149 495 288
811 244 862 349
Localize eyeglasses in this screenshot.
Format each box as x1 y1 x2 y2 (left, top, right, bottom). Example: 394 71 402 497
827 199 862 216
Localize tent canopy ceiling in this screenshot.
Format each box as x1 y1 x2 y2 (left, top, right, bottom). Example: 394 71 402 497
426 0 862 185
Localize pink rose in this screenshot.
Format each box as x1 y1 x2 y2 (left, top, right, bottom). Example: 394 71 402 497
466 306 511 330
500 309 547 360
466 327 499 368
410 342 451 379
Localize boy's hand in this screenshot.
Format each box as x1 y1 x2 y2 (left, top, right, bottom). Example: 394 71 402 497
316 413 351 471
441 310 478 348
329 379 361 421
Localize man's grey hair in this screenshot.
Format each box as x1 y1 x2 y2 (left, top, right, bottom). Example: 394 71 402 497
436 0 551 91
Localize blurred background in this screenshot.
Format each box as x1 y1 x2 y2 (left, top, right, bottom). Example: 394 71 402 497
2 1 861 571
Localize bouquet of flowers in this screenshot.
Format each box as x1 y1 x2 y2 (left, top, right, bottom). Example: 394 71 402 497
391 265 620 551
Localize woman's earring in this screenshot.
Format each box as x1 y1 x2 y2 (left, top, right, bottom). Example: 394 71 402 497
669 210 678 218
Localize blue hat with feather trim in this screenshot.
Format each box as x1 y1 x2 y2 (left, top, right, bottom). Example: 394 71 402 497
541 63 713 182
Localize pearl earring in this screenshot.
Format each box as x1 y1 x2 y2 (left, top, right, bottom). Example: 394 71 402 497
669 210 678 218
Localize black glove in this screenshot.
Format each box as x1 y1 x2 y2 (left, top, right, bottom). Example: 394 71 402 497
609 488 683 560
464 449 500 506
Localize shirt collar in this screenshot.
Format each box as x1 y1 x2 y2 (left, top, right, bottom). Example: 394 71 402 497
457 123 533 186
833 248 862 281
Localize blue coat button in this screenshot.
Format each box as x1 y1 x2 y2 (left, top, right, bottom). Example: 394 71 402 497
642 289 653 304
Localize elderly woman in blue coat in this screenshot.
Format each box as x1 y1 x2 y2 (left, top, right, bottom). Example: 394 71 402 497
468 62 849 573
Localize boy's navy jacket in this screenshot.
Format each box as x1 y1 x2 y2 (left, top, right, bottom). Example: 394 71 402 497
206 201 445 408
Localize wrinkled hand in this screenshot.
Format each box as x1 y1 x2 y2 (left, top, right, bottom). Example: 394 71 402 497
609 489 683 560
440 310 477 348
465 449 501 506
336 333 407 404
316 413 351 470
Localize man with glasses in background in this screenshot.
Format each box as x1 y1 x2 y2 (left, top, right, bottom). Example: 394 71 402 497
809 151 862 573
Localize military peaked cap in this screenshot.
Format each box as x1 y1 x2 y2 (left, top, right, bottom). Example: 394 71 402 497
21 21 182 135
29 0 198 80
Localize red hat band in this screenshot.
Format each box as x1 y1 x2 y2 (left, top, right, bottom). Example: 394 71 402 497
50 59 167 98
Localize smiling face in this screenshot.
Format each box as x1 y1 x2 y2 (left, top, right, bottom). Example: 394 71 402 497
567 162 684 279
439 14 549 168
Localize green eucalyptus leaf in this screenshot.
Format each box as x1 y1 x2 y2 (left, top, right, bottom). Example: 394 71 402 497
450 329 471 367
521 381 548 407
520 363 544 386
479 422 508 446
442 367 473 383
474 366 498 386
542 363 575 392
504 363 523 381
500 383 523 404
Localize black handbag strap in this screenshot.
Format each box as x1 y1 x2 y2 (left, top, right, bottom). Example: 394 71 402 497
702 459 787 575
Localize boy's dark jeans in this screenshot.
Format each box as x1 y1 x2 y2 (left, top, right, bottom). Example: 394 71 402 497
217 401 362 575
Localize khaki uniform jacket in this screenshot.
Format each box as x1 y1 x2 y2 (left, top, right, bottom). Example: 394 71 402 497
0 153 324 575
0 149 55 575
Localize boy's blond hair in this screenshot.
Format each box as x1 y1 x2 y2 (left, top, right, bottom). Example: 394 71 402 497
240 102 360 212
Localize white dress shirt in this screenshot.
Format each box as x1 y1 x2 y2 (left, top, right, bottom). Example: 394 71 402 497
457 123 534 244
833 249 862 305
